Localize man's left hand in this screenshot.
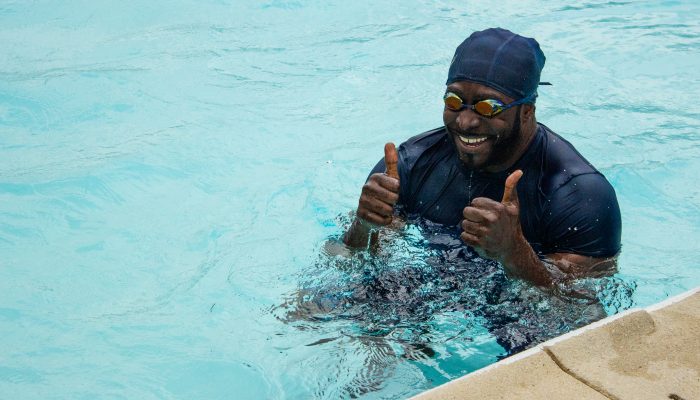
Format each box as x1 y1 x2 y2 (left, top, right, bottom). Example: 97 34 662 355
460 170 524 262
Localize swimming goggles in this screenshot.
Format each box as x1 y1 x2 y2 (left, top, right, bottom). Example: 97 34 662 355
443 91 537 118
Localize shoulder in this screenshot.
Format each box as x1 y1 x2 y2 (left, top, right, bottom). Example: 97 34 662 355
537 123 618 220
543 171 622 256
397 127 450 171
537 123 603 195
533 125 621 256
368 126 449 177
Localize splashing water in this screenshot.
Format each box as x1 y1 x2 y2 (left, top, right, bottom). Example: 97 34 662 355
274 215 634 396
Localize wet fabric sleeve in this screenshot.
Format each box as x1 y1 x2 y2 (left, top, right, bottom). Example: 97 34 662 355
540 173 622 257
368 158 385 176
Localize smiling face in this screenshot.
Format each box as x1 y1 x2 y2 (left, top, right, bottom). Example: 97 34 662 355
443 81 535 172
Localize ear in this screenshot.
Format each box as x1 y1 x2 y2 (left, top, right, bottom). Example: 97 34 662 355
521 104 536 123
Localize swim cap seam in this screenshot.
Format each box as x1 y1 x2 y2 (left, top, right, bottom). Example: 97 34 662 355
487 33 517 85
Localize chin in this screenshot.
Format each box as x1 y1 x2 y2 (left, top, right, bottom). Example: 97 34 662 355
448 133 493 170
458 153 491 170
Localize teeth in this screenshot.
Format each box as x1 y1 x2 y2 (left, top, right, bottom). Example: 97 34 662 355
459 135 488 144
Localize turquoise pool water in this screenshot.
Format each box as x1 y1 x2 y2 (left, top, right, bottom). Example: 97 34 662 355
1 1 699 398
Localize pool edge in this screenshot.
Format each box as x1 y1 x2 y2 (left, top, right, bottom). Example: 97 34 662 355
410 286 700 400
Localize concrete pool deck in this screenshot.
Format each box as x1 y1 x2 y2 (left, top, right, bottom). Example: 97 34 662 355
411 287 700 400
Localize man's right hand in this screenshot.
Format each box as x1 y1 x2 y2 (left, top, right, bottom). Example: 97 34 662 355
343 143 400 248
356 172 400 226
355 143 400 227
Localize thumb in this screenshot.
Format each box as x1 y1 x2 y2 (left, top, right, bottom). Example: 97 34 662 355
384 142 399 180
501 169 523 205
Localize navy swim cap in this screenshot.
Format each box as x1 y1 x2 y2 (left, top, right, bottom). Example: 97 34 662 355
446 28 546 100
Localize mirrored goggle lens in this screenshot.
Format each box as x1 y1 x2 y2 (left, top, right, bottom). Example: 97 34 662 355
474 100 500 116
444 93 463 111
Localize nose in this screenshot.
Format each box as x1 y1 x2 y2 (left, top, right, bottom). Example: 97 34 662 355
455 108 480 131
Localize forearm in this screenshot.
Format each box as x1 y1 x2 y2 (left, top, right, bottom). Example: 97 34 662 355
499 233 617 287
499 234 592 287
499 233 562 287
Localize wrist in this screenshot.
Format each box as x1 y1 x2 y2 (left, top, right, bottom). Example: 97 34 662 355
343 217 372 248
500 230 529 267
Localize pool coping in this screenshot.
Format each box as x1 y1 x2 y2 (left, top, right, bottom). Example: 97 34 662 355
410 286 700 400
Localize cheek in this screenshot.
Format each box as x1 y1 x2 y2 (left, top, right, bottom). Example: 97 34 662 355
490 116 513 135
442 109 453 125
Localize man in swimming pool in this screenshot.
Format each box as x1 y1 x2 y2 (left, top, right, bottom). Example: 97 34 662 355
343 28 622 287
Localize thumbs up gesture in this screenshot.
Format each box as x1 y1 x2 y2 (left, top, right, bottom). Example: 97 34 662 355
355 143 400 227
343 143 400 248
460 170 524 262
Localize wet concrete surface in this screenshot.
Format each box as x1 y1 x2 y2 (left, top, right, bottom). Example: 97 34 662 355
412 288 699 400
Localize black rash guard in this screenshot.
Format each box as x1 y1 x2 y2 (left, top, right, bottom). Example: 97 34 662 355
369 123 622 257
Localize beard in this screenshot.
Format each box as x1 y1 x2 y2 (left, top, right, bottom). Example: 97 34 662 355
485 105 522 168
